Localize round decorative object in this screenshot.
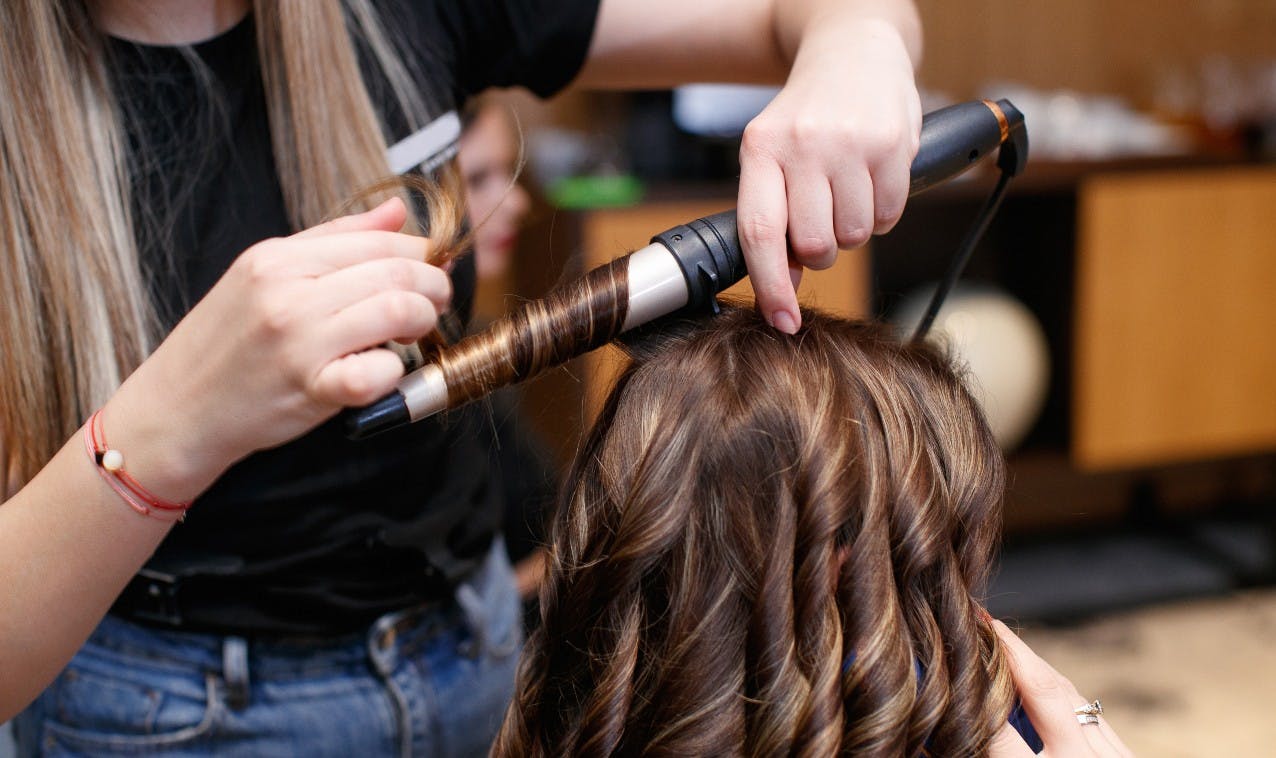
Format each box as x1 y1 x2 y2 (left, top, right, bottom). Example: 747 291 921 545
892 284 1051 452
101 449 124 472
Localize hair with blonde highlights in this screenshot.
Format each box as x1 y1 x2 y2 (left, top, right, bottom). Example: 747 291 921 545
494 304 1017 756
0 0 462 487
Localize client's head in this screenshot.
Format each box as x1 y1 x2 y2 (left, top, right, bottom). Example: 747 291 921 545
496 305 1014 757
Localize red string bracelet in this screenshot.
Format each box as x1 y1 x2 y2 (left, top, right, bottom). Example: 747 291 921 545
84 410 191 522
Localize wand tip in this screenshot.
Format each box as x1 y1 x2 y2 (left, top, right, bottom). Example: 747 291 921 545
345 391 411 440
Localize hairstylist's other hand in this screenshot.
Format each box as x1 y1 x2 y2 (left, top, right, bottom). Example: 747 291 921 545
105 197 449 499
738 16 920 334
989 620 1134 757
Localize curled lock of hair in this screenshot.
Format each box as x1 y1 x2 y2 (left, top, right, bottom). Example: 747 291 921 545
341 171 470 352
493 304 1017 757
342 171 467 266
341 181 633 407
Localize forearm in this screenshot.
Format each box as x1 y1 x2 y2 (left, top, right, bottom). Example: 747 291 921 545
772 0 921 71
0 198 451 721
0 374 227 722
578 0 920 88
0 432 176 721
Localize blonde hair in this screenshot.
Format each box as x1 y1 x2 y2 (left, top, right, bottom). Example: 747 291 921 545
0 0 461 484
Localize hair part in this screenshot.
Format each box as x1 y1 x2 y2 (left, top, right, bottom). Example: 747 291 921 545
495 305 1016 756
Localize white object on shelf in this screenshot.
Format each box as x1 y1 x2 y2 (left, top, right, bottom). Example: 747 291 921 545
894 285 1052 452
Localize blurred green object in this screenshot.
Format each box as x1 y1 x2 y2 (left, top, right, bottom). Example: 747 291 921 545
548 174 644 209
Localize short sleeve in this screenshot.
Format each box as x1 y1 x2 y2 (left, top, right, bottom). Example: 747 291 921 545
395 0 602 100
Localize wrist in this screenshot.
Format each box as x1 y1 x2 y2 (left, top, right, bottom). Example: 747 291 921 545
98 382 233 505
793 15 915 74
84 410 192 520
833 2 921 66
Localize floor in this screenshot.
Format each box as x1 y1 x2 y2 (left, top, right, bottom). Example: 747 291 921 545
1016 588 1276 757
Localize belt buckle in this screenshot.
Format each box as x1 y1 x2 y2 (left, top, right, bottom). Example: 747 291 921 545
132 567 183 626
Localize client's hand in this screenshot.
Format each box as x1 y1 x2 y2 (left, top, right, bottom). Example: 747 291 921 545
989 620 1134 757
105 197 450 500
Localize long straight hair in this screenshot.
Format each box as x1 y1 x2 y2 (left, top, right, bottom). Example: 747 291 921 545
495 305 1017 756
0 0 459 485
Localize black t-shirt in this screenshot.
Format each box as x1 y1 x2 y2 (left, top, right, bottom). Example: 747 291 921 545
106 0 600 635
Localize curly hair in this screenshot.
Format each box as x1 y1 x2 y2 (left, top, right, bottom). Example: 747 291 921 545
494 304 1016 757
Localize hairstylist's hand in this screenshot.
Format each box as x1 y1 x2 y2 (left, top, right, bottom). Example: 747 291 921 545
738 16 920 334
104 197 449 499
989 620 1134 757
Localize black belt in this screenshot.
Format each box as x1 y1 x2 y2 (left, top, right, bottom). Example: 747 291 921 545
115 566 189 627
112 565 455 635
112 548 247 628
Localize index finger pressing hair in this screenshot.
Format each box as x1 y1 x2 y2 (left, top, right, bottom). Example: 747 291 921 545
737 151 801 334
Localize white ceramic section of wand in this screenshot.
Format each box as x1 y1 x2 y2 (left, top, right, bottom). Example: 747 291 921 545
620 242 691 331
398 363 448 422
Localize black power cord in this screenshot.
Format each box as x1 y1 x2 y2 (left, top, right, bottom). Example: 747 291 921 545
911 100 1029 343
910 170 1015 342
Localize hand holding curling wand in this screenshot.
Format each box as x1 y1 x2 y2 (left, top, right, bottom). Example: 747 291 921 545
347 99 1027 439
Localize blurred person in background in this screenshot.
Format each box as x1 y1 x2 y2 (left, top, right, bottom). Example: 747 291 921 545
458 99 532 287
457 97 553 601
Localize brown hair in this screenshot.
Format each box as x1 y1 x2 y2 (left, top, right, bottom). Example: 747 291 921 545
494 304 1016 756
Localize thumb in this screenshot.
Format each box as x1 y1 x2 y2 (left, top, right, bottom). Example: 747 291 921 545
291 197 408 240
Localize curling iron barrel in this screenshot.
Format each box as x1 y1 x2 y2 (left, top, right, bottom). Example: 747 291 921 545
346 99 1026 439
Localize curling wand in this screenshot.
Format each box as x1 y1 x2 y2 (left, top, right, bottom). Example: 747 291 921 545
346 98 1028 439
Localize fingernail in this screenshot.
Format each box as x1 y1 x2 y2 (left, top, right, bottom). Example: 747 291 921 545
771 310 798 334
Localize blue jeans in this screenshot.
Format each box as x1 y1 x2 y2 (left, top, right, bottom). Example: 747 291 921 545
14 543 521 757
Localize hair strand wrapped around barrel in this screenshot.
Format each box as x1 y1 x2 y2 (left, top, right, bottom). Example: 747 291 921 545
426 257 630 410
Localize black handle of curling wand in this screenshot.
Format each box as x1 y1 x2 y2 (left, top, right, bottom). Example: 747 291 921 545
910 98 1026 194
344 99 1026 439
654 99 1026 314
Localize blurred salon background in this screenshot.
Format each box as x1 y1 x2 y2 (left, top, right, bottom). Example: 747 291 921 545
5 2 1274 755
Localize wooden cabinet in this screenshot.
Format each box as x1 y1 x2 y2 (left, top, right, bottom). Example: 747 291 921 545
1073 166 1276 469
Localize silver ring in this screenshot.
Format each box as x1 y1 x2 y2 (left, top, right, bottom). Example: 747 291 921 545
1073 699 1103 717
1076 713 1101 725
